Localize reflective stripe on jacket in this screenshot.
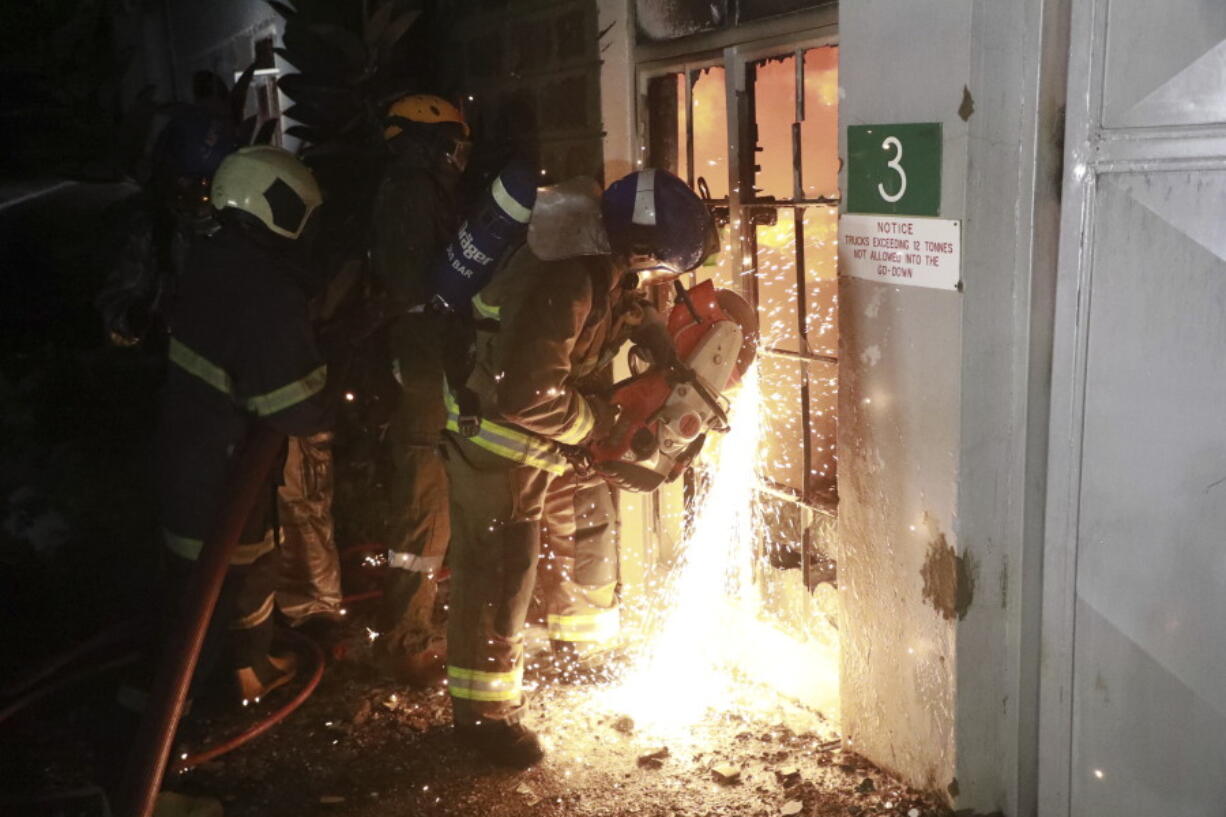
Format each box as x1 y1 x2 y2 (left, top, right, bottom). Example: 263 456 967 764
443 387 569 475
169 337 327 417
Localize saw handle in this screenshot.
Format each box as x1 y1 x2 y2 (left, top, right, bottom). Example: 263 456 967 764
673 279 704 324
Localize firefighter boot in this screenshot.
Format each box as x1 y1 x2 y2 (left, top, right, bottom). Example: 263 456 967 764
235 651 299 704
455 720 544 769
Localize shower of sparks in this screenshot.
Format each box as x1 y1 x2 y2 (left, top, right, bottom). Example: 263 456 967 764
599 365 765 735
582 355 838 745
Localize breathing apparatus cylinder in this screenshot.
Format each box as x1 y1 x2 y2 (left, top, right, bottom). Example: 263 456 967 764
430 159 537 311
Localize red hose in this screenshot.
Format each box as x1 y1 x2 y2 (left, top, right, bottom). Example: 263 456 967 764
339 543 385 559
119 425 288 817
0 652 140 726
171 628 325 773
0 633 325 778
0 620 137 699
341 589 382 604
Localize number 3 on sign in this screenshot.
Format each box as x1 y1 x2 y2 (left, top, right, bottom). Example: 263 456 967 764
877 136 906 203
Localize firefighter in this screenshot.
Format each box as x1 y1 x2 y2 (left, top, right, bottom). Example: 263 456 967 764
370 94 471 685
444 169 716 766
96 102 234 347
155 145 329 702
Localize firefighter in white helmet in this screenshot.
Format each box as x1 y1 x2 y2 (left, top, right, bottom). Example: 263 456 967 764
155 145 331 702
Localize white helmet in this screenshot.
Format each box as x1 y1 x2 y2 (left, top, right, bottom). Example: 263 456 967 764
211 146 323 239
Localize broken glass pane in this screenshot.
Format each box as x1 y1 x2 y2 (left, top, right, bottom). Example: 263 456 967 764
691 66 728 199
637 0 727 42
802 47 839 200
751 54 797 201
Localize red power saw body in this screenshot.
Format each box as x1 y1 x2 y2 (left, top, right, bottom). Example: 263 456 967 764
588 280 757 492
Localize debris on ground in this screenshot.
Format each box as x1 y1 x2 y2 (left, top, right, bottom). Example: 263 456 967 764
636 747 670 769
2 617 954 817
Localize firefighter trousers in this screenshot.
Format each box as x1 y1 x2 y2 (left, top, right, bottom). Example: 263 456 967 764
379 313 451 657
276 431 342 625
443 432 619 725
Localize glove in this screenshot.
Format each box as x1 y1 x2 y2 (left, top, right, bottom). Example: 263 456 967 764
556 443 595 478
586 394 620 443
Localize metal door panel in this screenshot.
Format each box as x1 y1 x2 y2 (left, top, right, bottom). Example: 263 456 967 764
1069 171 1226 815
1042 1 1226 813
1102 0 1226 129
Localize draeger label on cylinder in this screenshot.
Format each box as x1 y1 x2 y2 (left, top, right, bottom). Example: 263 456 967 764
838 214 961 291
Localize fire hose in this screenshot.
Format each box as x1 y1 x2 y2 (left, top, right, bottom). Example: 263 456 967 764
0 545 389 730
118 424 288 817
170 628 324 773
1 510 387 809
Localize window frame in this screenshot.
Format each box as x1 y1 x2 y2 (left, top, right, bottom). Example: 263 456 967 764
634 26 839 592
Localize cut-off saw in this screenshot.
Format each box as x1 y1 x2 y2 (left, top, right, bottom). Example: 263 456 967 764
589 279 758 492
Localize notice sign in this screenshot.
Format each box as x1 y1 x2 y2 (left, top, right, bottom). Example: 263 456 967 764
839 214 961 291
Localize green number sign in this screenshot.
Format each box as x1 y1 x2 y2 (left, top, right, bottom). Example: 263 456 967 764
847 123 942 216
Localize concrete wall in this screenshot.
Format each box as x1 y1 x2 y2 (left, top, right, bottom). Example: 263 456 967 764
839 0 1065 811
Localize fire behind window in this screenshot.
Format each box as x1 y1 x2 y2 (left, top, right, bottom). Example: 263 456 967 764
642 45 838 595
645 46 839 513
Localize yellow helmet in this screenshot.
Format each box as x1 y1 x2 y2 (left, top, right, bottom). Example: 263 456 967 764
383 94 469 140
211 146 323 240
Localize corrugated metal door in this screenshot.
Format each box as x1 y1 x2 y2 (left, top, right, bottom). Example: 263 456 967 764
1040 2 1226 815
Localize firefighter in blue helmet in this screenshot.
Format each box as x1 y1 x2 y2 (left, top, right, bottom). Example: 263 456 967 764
443 168 717 767
96 98 236 347
156 146 331 702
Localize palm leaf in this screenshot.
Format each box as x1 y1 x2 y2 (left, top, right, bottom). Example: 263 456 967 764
267 1 296 19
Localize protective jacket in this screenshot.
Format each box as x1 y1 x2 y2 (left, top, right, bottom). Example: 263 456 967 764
157 225 331 563
449 243 648 471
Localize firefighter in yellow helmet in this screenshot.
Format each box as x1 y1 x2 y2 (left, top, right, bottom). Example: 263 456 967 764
156 145 332 703
372 94 471 685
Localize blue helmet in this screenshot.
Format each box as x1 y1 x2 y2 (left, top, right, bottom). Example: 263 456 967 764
601 169 717 273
